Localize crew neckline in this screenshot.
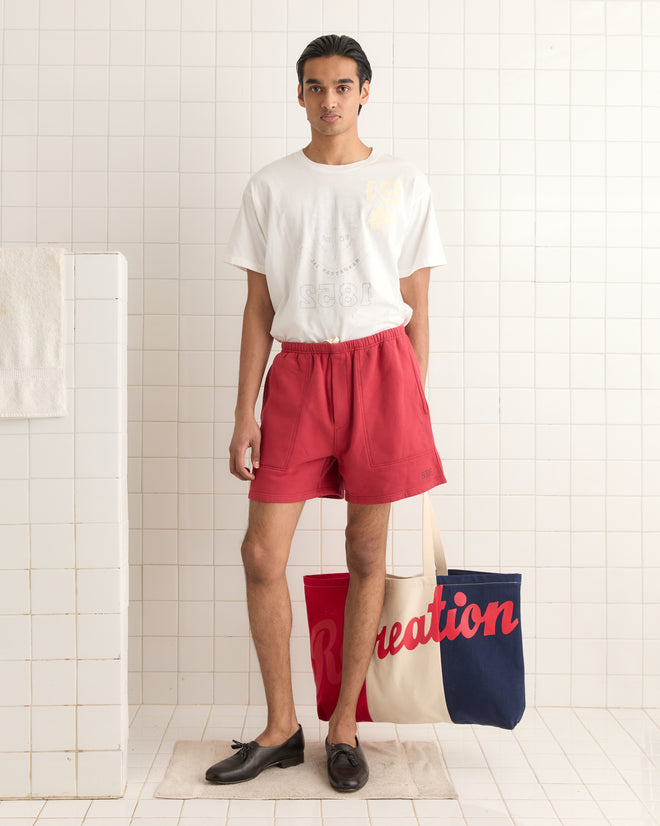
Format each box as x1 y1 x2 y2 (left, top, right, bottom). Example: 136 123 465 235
298 147 378 171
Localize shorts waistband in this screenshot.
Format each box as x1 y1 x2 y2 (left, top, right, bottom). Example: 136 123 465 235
281 325 406 354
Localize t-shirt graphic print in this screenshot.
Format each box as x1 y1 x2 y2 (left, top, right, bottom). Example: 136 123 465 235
226 149 447 343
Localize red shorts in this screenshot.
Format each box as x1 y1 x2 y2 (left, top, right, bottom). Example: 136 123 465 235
249 325 447 505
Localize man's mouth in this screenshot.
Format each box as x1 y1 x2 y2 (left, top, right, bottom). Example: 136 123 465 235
321 114 340 122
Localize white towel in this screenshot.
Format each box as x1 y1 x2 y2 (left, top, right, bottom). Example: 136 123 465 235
0 247 67 418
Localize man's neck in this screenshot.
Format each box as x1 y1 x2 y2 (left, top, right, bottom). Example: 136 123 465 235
303 134 372 166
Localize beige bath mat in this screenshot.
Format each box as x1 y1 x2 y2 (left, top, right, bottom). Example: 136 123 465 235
155 738 456 800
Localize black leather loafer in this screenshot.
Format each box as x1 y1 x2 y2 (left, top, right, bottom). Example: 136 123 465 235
325 737 369 792
205 725 304 784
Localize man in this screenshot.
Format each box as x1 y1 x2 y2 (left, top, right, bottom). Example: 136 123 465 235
206 34 447 793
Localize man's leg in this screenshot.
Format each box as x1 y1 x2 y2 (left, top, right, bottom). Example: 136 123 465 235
241 498 306 745
327 501 390 746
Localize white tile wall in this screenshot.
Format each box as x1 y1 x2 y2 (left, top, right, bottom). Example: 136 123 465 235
0 252 129 798
0 0 658 730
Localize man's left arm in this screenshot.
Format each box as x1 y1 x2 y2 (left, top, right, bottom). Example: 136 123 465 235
400 266 431 385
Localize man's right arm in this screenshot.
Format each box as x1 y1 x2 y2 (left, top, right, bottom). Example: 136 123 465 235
229 269 274 481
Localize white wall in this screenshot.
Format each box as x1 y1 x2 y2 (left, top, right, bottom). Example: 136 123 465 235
0 252 128 798
1 0 658 711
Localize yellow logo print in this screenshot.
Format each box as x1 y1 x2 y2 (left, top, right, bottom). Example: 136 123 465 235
366 180 402 232
368 205 392 232
379 181 402 206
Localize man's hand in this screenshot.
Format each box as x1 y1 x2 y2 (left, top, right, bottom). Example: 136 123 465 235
229 415 262 481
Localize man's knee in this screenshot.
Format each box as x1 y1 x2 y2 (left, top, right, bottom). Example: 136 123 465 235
345 525 386 578
241 531 286 583
240 500 303 583
241 532 268 581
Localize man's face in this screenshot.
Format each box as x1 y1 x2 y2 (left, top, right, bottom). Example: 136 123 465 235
297 54 370 138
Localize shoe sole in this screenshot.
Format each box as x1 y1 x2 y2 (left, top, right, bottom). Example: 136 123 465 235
329 780 368 793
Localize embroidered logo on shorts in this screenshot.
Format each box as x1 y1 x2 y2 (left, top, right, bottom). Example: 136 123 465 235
421 468 433 479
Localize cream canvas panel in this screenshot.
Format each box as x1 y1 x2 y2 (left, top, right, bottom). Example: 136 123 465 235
365 572 451 723
364 493 451 723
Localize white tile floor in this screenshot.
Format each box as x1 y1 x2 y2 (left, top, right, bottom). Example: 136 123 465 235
0 706 659 825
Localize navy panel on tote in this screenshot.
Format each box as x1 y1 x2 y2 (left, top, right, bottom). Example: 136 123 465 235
435 570 525 730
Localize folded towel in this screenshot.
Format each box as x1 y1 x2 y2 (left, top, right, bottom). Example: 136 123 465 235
0 247 67 418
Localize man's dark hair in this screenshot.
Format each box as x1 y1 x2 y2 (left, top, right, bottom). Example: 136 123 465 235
296 34 372 114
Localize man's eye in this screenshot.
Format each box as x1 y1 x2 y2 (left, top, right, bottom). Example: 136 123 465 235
339 86 350 92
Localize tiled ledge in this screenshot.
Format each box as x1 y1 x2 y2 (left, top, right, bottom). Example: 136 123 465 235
0 252 129 798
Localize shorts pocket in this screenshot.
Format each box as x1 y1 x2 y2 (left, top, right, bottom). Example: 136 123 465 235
357 339 434 468
259 352 311 470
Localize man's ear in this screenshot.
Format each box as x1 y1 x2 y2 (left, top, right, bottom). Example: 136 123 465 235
359 79 370 107
297 83 305 107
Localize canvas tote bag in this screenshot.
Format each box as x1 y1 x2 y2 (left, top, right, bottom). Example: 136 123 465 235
303 493 525 729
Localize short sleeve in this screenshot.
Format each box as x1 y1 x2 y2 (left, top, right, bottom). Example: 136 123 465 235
225 182 267 273
398 180 447 277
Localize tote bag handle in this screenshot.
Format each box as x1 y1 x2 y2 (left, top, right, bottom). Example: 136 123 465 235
422 492 449 577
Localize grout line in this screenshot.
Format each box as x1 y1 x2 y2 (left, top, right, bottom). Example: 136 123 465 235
246 0 254 708
33 0 40 246
639 0 646 713
433 724 470 826
497 0 502 585
70 1 82 798
573 706 658 821
139 0 147 710
212 0 219 715
105 0 111 256
604 0 610 711
137 3 147 703
472 730 522 826
567 0 575 712
29 0 41 798
530 0 538 713
0 0 3 247
72 262 80 795
620 707 660 772
174 0 183 709
461 0 467 580
513 708 577 823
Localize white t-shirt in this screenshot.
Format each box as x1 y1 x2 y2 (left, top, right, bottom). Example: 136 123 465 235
225 149 446 343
